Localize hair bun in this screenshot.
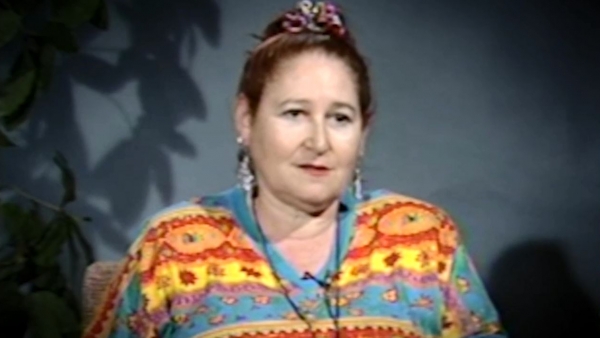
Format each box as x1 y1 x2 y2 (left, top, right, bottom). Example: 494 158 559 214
259 1 353 44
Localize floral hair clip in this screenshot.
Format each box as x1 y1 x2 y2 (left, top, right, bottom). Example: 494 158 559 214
282 0 346 38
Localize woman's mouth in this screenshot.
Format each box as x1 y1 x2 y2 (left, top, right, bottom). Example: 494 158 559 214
298 164 331 177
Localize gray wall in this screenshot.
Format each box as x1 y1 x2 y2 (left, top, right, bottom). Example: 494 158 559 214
1 1 598 336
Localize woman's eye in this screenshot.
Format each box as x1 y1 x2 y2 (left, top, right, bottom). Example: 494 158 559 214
283 109 304 118
332 113 352 124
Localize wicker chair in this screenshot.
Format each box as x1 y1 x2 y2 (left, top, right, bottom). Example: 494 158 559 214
82 261 121 325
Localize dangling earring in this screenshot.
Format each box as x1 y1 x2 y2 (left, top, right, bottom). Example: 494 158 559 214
353 167 363 200
236 137 255 194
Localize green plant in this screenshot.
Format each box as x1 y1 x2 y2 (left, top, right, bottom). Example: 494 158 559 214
0 0 108 145
0 0 108 336
0 153 94 338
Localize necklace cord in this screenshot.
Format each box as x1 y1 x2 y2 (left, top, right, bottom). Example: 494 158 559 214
252 200 342 337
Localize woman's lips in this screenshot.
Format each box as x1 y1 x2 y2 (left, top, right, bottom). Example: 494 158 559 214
298 164 331 177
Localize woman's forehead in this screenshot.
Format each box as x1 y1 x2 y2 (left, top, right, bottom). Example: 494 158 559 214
263 52 359 102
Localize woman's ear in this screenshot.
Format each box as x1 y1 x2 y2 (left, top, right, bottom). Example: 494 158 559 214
359 125 370 157
234 94 252 145
359 110 373 156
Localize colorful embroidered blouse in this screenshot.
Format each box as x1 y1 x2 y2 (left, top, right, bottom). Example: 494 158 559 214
84 187 506 337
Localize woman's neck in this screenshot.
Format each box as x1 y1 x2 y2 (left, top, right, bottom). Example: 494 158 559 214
252 188 339 242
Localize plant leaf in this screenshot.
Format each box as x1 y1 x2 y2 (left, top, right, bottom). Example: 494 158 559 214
26 201 47 245
0 281 27 336
0 52 37 119
26 291 80 338
0 129 15 147
0 281 24 305
90 0 108 30
31 265 66 292
53 152 76 207
1 201 47 264
61 288 82 323
0 202 37 282
51 0 101 29
0 202 27 244
0 48 40 129
34 213 70 268
63 213 91 279
0 259 24 281
42 22 78 53
0 79 38 130
0 9 22 48
67 215 94 264
5 0 44 16
65 229 79 281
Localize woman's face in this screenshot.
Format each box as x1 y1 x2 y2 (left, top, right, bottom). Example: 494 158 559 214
236 51 367 211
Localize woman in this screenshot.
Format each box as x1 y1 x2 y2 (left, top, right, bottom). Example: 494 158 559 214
84 1 506 337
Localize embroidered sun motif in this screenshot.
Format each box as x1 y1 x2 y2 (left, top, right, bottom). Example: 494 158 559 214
179 269 197 285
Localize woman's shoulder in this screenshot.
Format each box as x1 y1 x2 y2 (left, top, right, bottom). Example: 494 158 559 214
359 189 462 248
131 189 240 240
142 199 230 227
362 189 449 217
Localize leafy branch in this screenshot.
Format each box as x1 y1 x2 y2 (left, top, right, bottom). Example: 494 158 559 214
0 0 108 336
0 0 108 146
0 152 94 338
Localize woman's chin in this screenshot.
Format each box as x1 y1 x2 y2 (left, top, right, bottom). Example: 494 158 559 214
292 186 341 208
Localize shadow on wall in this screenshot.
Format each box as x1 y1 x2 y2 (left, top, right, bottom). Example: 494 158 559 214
71 0 222 254
1 0 221 259
428 181 600 337
488 241 600 338
477 3 600 334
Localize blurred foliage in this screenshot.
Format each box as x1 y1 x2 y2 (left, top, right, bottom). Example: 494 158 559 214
0 0 108 336
0 153 94 338
0 0 108 145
